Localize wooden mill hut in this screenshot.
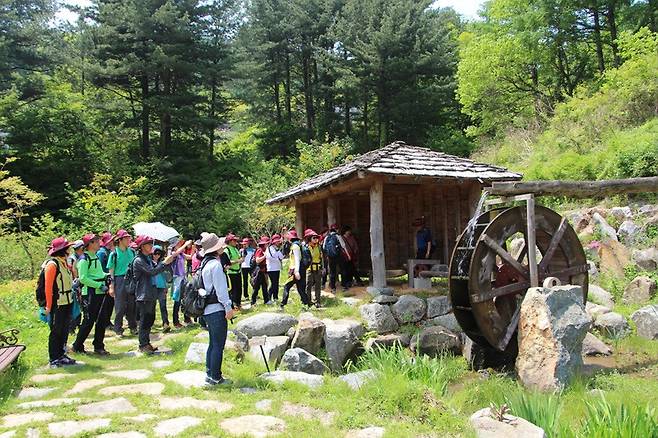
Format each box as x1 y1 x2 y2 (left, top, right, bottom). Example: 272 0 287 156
266 141 522 291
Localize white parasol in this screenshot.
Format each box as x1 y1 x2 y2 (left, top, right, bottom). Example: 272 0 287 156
132 222 180 243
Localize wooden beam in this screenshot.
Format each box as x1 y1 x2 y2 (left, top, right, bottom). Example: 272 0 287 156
295 202 304 236
327 197 337 227
370 179 387 289
489 177 658 198
441 190 449 264
526 196 539 288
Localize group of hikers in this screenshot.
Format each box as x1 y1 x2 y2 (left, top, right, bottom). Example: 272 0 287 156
39 223 366 385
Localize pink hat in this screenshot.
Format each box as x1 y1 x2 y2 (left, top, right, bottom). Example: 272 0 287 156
287 230 299 240
304 228 319 238
270 234 283 245
241 238 251 245
225 233 238 242
48 237 73 256
329 223 339 230
134 235 154 247
82 233 99 247
257 236 270 246
100 232 114 247
113 229 131 241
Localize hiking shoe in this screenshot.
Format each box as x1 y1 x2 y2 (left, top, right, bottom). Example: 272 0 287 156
93 349 110 356
139 344 158 354
49 359 63 368
162 324 171 333
205 376 232 386
173 322 184 329
59 355 77 366
71 346 87 354
265 300 275 305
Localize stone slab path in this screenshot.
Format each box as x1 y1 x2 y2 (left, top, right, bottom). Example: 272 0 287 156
219 415 286 437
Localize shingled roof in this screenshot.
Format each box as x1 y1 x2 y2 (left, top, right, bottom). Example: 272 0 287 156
267 141 522 204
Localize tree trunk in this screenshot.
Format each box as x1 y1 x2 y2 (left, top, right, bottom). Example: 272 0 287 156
591 5 606 72
302 51 314 139
273 79 282 125
209 78 217 157
285 49 292 123
140 74 150 159
606 1 621 67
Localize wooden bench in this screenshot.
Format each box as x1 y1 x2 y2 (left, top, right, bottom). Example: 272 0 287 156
407 259 448 287
0 329 25 373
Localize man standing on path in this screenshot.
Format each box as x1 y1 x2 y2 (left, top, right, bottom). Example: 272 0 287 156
108 229 137 337
240 238 255 300
280 230 309 309
132 235 187 353
323 224 347 294
72 234 114 356
303 229 323 307
265 234 284 304
224 234 243 310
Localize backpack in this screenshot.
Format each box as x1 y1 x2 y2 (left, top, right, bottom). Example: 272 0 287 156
181 257 219 318
300 243 312 270
124 257 138 295
35 259 60 307
324 232 340 258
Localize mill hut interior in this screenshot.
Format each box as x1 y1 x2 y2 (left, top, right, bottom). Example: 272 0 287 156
267 141 522 290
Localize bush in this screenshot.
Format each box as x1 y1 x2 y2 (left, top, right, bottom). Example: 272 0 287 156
505 391 564 437
579 396 658 438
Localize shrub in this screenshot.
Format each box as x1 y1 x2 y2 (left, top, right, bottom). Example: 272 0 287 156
505 391 564 437
579 396 658 438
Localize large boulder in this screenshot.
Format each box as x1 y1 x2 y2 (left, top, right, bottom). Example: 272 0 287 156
594 312 631 339
586 261 598 279
516 285 591 392
426 296 452 318
184 342 208 364
260 371 324 389
618 220 641 243
290 314 325 355
280 348 328 375
630 305 658 340
638 204 658 217
592 212 618 242
632 247 658 271
470 408 546 438
585 302 611 320
323 319 365 372
409 326 460 357
372 295 398 305
581 332 612 356
610 206 632 221
339 370 377 390
364 333 411 350
598 241 630 277
587 284 615 308
422 313 463 333
248 336 290 367
623 276 656 305
236 313 298 337
359 304 399 334
391 295 426 324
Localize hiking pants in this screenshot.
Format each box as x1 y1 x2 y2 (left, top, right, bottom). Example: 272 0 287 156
282 269 308 306
306 269 322 305
241 267 251 299
157 288 169 325
251 271 269 304
328 256 347 290
49 302 72 362
267 271 280 301
137 300 156 348
113 275 137 334
228 272 242 308
205 310 227 381
73 290 113 352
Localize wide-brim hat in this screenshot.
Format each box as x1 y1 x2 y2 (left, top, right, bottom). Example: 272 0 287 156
134 235 154 247
287 230 299 240
270 233 283 245
72 239 84 249
303 228 319 238
48 237 73 256
241 238 251 245
82 233 99 247
113 229 131 241
200 233 226 256
225 233 238 243
100 232 114 247
257 236 270 246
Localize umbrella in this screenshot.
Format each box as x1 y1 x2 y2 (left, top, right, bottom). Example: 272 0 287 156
132 222 180 243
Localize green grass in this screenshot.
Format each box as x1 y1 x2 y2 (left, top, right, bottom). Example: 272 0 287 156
2 279 658 437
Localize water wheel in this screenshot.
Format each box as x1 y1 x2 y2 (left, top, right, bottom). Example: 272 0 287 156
449 204 588 353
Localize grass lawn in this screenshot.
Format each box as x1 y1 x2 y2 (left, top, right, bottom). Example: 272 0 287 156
1 279 658 437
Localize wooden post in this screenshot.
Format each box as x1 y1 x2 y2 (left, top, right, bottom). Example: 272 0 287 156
441 191 449 264
526 195 539 288
295 202 304 236
327 197 337 227
370 179 387 289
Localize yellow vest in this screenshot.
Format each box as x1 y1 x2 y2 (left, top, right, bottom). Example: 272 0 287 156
52 258 74 305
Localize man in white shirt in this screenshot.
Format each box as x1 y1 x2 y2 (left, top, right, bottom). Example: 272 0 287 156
265 234 284 304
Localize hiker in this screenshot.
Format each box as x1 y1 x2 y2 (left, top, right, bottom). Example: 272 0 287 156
43 237 77 367
191 239 203 273
68 240 84 278
151 245 171 333
198 233 235 385
108 229 137 337
280 226 292 258
281 230 309 309
251 236 269 305
323 224 348 293
97 232 114 273
303 229 323 307
72 233 114 356
265 234 284 303
132 235 186 353
67 239 85 334
224 234 243 310
341 226 363 287
240 238 255 300
414 216 433 260
171 239 192 328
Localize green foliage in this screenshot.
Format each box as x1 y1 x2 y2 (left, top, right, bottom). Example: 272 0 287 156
505 391 564 437
580 396 658 438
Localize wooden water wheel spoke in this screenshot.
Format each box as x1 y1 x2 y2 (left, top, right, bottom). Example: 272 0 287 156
538 217 567 272
470 280 530 304
497 304 522 351
516 242 527 263
481 234 529 279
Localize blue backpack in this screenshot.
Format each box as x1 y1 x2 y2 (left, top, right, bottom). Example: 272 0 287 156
324 233 340 258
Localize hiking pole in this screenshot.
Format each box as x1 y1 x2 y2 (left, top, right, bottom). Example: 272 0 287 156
259 344 270 373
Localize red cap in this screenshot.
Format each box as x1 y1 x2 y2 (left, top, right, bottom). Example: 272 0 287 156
225 233 238 242
304 228 319 238
270 234 282 245
48 237 73 256
257 236 270 246
241 238 251 245
82 233 99 246
134 235 154 247
100 232 114 247
329 223 339 230
287 230 299 240
113 229 131 241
